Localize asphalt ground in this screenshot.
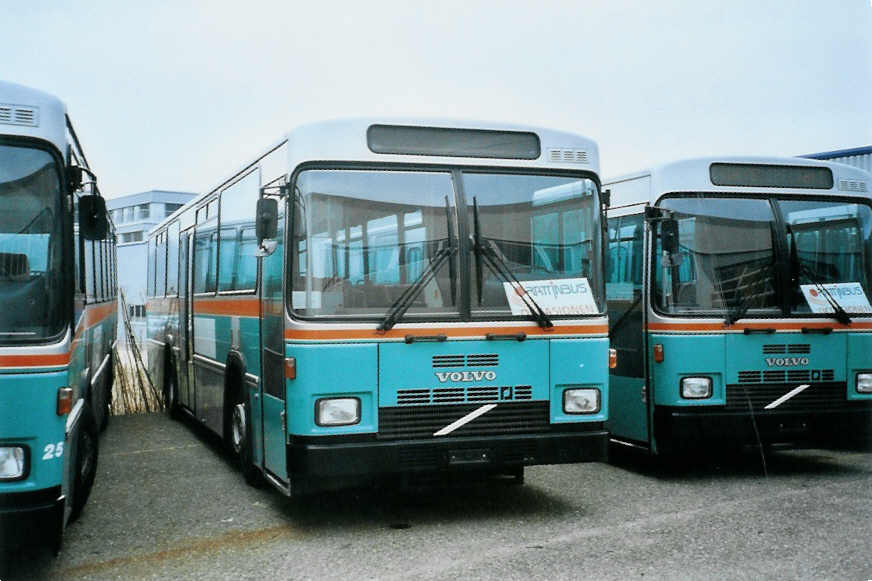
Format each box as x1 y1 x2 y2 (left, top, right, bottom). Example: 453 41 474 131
2 413 871 580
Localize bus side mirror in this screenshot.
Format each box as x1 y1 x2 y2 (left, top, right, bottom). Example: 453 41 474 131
256 197 278 243
66 166 84 192
79 195 109 240
661 218 679 255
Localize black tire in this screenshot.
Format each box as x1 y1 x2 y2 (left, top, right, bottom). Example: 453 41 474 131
229 389 265 488
164 360 181 420
99 354 113 432
69 406 99 522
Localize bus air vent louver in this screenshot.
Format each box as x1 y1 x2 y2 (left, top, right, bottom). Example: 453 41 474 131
839 180 867 193
762 344 786 354
738 370 762 383
432 354 465 368
0 104 39 127
548 148 588 164
788 344 810 354
466 353 498 367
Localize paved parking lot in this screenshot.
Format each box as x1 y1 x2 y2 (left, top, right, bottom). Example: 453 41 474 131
3 413 871 580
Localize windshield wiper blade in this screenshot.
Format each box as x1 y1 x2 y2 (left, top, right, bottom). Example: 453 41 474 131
471 198 553 329
787 226 852 325
377 243 455 332
724 296 750 326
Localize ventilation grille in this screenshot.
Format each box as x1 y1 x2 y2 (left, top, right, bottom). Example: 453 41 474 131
378 401 549 440
762 344 810 355
726 381 847 412
432 353 499 368
396 385 533 406
839 179 868 193
548 148 589 164
738 369 834 384
0 104 39 127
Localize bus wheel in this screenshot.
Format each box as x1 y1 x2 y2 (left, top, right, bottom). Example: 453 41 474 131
164 363 180 420
69 406 99 522
99 354 113 432
231 396 264 488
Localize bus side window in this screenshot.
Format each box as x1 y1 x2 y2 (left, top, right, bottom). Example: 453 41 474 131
84 239 95 302
219 170 259 292
147 238 156 298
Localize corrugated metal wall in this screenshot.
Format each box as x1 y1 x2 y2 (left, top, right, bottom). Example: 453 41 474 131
803 146 872 172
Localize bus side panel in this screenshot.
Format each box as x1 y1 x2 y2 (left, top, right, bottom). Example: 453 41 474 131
847 333 872 401
648 333 727 407
285 343 378 436
549 337 609 423
0 370 68 493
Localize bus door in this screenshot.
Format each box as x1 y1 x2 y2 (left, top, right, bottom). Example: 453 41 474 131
179 231 195 410
606 213 650 445
260 198 287 481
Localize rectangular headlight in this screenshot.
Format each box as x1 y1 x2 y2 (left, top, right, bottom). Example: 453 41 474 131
857 373 872 394
0 446 26 480
315 398 361 426
563 388 601 414
681 377 712 399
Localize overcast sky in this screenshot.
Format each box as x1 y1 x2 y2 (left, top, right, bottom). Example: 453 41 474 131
3 1 870 198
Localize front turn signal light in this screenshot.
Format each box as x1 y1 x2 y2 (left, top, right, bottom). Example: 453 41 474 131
285 357 297 380
57 387 73 415
609 348 617 369
653 344 664 363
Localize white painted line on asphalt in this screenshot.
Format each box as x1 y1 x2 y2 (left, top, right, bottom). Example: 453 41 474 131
764 384 811 410
433 403 498 436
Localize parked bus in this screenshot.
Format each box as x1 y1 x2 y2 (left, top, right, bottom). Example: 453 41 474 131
605 157 872 457
0 81 116 551
146 119 611 495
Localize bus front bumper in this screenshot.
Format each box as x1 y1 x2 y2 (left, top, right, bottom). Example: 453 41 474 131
288 429 608 478
654 405 872 451
0 486 64 546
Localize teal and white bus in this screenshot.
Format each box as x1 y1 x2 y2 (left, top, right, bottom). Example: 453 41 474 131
605 157 872 456
0 81 116 551
146 119 611 495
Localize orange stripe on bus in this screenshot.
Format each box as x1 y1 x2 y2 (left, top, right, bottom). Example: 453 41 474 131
647 321 872 332
194 298 260 317
284 324 609 340
0 353 71 368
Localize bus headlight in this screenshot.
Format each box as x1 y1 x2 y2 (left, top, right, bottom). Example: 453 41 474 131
857 373 872 394
563 388 600 414
681 377 713 399
315 398 361 426
0 446 26 480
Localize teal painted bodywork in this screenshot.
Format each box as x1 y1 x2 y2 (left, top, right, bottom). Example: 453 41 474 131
283 337 609 437
0 370 68 494
847 333 872 401
648 334 726 406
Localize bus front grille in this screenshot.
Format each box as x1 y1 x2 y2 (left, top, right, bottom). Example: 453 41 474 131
725 382 848 412
378 401 549 440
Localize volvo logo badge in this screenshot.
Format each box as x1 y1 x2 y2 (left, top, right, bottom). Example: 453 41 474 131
765 357 809 367
435 371 497 382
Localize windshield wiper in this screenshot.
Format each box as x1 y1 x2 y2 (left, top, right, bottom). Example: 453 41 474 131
787 225 852 325
724 291 750 326
471 197 553 329
377 242 456 332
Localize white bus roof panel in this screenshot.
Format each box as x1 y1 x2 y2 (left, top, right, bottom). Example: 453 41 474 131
0 80 67 155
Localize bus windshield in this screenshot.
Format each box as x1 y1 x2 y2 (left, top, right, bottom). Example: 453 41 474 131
781 199 872 316
654 195 872 317
0 144 65 342
291 168 603 320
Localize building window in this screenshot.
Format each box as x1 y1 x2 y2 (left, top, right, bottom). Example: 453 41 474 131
124 206 134 222
165 203 183 217
120 231 144 243
135 204 150 220
128 304 146 318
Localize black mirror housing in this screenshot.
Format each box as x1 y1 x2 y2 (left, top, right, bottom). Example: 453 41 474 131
66 166 84 192
256 197 278 243
661 218 679 254
79 195 109 240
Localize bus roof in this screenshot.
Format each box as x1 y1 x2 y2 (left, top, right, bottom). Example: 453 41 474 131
0 80 67 155
605 156 872 208
149 118 601 236
285 118 599 173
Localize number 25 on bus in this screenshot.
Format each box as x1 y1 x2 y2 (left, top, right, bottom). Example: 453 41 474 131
146 120 614 495
0 81 116 552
